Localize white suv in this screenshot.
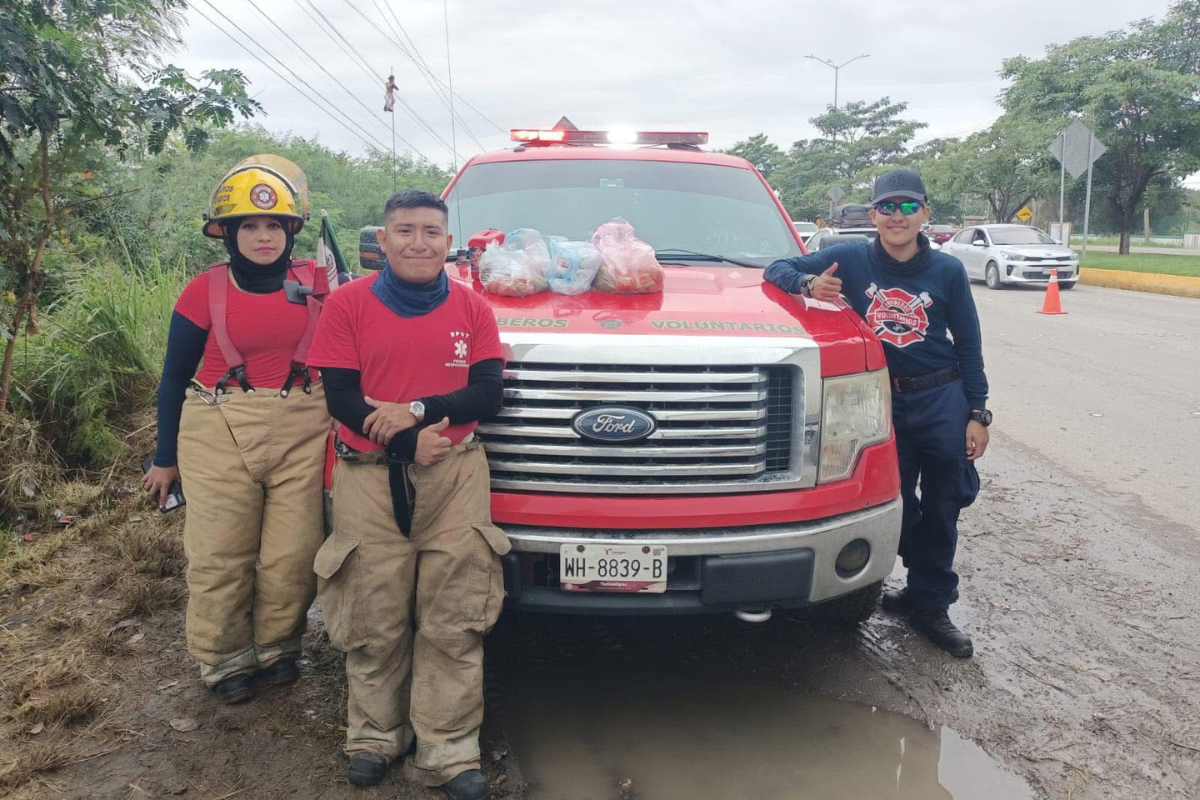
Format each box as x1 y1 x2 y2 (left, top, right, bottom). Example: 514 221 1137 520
942 224 1079 290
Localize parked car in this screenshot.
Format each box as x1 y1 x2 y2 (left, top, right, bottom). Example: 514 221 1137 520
793 221 818 245
924 224 958 245
941 224 1078 290
805 227 876 252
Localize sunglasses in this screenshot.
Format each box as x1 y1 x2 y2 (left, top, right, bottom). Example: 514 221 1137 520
874 200 925 216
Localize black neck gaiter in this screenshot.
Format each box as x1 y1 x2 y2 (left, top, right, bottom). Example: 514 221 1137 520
222 219 296 294
874 232 932 276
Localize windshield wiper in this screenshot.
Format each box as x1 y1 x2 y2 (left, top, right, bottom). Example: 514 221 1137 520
653 249 761 269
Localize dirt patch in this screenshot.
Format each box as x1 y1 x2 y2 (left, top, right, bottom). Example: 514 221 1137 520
3 429 1199 799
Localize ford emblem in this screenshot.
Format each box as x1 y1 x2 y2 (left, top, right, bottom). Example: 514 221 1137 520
572 406 657 443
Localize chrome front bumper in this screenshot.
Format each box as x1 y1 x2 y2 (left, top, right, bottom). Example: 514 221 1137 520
502 498 902 608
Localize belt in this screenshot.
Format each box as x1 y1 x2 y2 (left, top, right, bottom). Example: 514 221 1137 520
891 365 961 393
334 430 475 463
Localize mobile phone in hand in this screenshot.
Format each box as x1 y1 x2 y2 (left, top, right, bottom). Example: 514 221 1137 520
140 459 186 513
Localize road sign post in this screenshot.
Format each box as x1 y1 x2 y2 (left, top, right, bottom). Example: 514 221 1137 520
1047 121 1106 261
827 186 845 221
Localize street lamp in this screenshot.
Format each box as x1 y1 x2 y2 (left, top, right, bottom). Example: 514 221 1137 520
805 53 870 110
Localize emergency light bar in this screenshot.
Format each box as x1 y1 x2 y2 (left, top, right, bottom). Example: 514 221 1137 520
511 129 709 146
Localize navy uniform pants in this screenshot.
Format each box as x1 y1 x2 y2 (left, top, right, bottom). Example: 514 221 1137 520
892 379 981 612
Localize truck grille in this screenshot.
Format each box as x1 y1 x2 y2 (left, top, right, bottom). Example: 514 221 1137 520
477 362 800 494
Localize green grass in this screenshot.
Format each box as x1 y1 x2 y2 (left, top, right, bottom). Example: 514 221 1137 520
1078 251 1200 278
1070 235 1186 248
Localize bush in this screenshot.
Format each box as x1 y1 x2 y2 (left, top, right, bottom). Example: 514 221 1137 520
11 258 187 466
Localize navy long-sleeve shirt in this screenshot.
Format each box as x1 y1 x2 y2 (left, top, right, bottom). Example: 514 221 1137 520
765 237 989 410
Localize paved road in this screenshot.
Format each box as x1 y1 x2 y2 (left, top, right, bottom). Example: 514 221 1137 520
970 281 1200 533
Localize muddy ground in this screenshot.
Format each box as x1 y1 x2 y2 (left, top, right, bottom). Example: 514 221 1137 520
3 284 1199 799
2 425 1197 800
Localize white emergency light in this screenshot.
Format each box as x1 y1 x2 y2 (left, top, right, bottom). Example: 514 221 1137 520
510 129 709 146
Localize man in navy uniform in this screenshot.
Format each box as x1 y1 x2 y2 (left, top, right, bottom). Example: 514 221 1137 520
765 169 991 658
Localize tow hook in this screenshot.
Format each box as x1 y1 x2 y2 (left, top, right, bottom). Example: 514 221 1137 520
734 608 773 623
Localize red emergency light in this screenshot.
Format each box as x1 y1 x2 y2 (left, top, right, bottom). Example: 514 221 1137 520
510 129 709 146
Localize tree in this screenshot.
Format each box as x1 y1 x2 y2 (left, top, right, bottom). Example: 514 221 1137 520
772 98 925 221
724 134 786 179
0 0 260 411
1000 0 1200 253
920 118 1058 223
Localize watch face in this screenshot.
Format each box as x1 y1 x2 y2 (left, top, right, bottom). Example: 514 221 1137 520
410 401 425 420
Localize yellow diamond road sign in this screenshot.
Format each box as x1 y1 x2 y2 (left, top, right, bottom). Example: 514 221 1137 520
1016 206 1033 222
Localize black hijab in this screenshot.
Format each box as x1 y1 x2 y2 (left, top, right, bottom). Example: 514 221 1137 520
221 217 297 294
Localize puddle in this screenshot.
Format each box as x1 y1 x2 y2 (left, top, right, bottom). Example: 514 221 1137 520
503 674 1033 800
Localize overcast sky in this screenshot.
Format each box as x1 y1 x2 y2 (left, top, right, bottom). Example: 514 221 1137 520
174 0 1177 169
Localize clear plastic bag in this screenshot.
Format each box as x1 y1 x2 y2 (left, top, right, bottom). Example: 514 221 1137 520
545 236 605 295
589 218 663 294
478 228 551 297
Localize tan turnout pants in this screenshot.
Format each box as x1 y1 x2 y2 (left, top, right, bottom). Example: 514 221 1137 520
314 440 509 787
176 384 330 687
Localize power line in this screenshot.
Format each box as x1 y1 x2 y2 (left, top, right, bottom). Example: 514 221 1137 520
191 0 392 157
366 0 484 149
340 0 482 151
296 0 457 155
443 0 459 169
382 0 506 135
239 0 427 158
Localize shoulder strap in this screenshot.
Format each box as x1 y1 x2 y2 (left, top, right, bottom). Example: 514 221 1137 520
206 264 246 370
280 261 328 396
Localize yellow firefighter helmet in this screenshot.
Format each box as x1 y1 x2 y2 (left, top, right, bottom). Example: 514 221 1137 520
202 154 310 238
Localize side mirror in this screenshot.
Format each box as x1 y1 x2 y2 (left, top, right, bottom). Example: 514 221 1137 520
971 240 986 248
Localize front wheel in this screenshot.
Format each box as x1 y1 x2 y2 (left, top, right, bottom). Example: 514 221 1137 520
788 581 882 627
985 262 1004 290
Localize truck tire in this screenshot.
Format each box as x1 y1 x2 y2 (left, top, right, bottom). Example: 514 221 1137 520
790 581 882 626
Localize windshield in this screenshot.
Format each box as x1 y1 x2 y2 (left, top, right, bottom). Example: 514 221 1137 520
444 158 802 266
990 227 1056 245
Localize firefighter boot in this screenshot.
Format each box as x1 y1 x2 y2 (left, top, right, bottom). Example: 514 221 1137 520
348 752 390 787
911 609 973 658
443 769 489 800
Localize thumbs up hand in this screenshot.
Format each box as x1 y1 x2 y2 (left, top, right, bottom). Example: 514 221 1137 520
811 262 843 302
415 418 453 467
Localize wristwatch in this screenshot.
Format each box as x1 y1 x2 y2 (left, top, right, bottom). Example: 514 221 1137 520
409 400 426 423
970 409 993 427
799 274 818 298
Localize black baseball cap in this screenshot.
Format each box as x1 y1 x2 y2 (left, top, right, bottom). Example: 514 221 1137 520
870 169 927 204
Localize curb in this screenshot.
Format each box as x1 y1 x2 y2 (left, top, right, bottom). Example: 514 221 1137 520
1078 268 1200 299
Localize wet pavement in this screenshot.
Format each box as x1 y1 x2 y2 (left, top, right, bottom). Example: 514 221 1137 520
493 621 1033 799
479 284 1200 800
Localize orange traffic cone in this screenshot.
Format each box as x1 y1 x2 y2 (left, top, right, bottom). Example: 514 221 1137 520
1037 268 1067 315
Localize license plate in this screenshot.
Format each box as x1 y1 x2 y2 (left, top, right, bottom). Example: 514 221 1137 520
559 544 668 594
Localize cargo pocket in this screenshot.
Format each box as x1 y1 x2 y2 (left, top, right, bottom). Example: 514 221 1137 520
954 458 981 509
313 535 364 650
471 522 510 633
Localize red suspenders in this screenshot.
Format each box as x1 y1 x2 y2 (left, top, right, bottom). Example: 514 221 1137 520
206 260 329 396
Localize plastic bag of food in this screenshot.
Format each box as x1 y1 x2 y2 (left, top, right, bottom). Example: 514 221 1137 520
478 228 550 297
545 236 605 295
589 218 663 294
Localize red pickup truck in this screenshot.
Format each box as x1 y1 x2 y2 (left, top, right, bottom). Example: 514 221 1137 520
403 127 901 623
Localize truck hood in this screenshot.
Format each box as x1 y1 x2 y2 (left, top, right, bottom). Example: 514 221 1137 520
454 264 873 375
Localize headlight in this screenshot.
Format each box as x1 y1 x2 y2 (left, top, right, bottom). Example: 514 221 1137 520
1000 251 1026 261
819 369 892 483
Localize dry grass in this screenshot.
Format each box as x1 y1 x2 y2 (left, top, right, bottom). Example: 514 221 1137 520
115 576 186 618
0 741 73 792
0 417 61 521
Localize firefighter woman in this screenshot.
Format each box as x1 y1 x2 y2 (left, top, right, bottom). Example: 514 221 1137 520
142 155 332 703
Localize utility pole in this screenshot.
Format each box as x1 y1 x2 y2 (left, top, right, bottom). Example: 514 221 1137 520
805 53 870 110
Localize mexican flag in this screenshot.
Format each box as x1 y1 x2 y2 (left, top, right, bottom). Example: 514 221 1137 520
316 210 349 288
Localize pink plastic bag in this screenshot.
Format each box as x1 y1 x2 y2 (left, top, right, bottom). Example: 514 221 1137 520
589 218 663 294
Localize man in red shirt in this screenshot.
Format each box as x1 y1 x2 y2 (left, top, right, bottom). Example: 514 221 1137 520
308 190 507 800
